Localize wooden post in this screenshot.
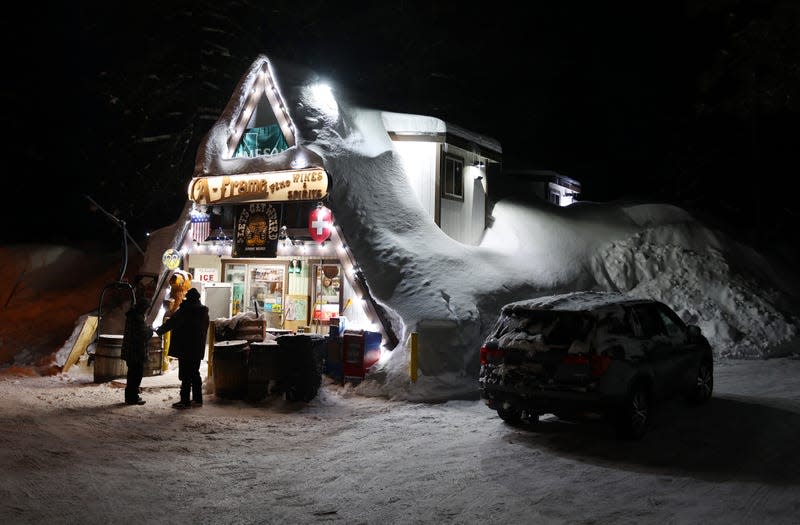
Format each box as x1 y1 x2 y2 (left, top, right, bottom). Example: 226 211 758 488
62 315 98 372
207 321 216 378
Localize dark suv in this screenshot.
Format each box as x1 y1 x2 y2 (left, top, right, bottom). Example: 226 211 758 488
478 291 713 439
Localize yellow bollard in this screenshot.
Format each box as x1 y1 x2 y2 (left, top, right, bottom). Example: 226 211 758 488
409 332 418 383
162 332 171 372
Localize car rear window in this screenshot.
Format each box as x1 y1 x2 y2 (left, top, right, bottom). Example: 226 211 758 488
492 310 595 348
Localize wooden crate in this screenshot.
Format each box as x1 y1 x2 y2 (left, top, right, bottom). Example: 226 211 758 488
233 319 266 343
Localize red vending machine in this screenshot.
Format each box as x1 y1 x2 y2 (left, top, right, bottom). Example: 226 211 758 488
342 330 382 384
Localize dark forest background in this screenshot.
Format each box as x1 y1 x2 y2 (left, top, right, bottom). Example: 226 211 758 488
3 1 798 261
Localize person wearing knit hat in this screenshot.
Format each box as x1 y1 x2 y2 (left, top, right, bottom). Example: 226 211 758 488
156 287 209 408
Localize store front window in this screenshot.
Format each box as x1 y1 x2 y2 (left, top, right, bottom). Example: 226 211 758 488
222 261 286 327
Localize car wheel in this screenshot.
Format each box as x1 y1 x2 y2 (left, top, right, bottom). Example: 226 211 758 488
688 361 713 404
496 407 522 424
616 383 650 440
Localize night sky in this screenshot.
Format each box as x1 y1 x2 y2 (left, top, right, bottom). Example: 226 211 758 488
4 1 799 260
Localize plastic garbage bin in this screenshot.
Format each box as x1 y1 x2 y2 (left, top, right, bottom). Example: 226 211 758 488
275 334 326 402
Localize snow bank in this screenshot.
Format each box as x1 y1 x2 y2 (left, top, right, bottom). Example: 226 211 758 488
590 224 800 358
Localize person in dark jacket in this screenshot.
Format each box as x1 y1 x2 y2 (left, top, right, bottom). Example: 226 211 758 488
156 287 209 408
121 298 154 405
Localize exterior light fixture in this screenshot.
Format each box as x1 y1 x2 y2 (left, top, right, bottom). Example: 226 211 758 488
279 225 294 248
205 226 232 250
308 83 339 119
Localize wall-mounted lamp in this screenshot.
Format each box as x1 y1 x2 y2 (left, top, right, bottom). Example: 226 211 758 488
473 160 485 168
279 225 296 247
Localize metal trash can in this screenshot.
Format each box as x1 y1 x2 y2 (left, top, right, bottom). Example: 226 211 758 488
247 341 279 402
212 340 248 399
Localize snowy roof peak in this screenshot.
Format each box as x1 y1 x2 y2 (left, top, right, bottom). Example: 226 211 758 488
193 54 325 178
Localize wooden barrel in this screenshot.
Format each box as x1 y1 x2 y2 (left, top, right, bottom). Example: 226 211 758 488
247 341 279 401
212 340 248 399
94 334 127 383
143 335 163 377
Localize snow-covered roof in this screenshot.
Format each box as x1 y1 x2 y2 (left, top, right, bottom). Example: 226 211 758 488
380 111 502 161
443 121 502 157
381 111 447 136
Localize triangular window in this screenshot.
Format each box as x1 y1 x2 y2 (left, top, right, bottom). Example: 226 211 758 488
226 62 296 159
233 95 291 158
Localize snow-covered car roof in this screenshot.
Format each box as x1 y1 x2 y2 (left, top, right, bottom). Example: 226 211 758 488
501 291 650 314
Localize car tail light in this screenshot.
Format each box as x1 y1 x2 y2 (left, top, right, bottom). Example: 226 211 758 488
480 344 504 365
563 354 589 366
563 353 612 377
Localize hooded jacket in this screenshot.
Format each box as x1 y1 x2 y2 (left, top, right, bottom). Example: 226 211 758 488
121 302 153 364
156 292 210 361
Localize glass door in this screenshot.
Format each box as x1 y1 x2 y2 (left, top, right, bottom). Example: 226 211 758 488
247 264 285 316
224 264 246 316
312 263 342 321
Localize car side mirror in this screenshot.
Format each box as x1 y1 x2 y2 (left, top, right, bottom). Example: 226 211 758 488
687 324 702 342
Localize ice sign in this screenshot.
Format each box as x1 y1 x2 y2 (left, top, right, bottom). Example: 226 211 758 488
195 268 218 283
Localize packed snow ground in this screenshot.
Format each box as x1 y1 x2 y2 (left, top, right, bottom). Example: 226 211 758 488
0 356 799 524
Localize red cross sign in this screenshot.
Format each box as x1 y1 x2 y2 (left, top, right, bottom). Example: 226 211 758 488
308 205 333 244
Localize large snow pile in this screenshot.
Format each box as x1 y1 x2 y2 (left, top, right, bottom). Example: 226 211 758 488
592 225 798 358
